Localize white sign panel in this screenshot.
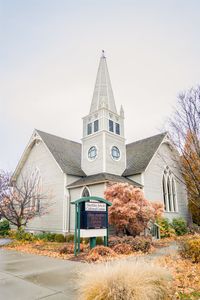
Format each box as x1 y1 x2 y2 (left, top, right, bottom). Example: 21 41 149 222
85 202 106 212
80 229 107 238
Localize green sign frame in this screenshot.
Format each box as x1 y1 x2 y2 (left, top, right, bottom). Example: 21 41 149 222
71 196 112 256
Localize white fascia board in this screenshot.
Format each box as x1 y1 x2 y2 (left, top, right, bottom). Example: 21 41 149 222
11 130 41 182
143 133 168 174
12 129 65 182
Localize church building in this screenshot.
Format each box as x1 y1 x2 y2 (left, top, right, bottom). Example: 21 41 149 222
12 52 189 234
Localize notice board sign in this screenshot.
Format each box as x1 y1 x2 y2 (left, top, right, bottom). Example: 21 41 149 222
80 211 107 229
85 202 106 212
71 196 112 255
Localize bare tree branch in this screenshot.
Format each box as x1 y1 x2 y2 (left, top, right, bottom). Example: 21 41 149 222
0 170 52 229
166 86 200 224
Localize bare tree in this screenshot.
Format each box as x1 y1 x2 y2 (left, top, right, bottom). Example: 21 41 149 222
0 170 51 229
167 86 200 223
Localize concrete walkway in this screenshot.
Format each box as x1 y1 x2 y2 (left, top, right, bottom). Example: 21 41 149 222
0 241 179 300
0 238 12 246
0 248 85 300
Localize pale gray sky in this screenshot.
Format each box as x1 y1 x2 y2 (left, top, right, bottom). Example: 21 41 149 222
1 0 200 171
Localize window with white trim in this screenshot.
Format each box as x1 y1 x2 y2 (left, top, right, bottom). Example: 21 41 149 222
109 120 114 132
87 123 92 135
162 167 178 212
94 120 99 132
115 123 120 135
82 187 90 197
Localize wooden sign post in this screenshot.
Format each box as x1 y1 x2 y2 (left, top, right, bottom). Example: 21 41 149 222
71 196 112 256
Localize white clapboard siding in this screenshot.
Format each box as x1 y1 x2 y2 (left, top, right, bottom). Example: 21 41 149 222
18 140 65 233
143 142 189 221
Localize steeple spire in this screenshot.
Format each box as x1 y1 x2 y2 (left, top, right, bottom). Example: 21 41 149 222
89 51 117 114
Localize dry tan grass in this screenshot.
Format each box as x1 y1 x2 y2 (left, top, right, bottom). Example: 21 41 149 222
78 260 172 300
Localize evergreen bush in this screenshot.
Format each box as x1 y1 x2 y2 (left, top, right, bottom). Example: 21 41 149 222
0 219 10 236
54 234 65 243
171 217 188 236
157 217 176 238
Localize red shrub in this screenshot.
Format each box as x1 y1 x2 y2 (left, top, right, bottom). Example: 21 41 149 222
113 243 132 255
59 243 84 254
105 183 163 236
108 236 123 248
86 246 116 262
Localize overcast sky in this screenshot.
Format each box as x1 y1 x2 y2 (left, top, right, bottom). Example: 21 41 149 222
0 0 200 171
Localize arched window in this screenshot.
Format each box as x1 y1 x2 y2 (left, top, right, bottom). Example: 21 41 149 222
30 167 42 213
172 178 177 212
162 167 178 212
82 187 90 197
162 176 167 211
167 176 172 211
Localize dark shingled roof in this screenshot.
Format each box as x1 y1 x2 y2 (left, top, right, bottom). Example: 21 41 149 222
123 132 167 176
67 173 142 188
36 129 166 179
36 130 85 177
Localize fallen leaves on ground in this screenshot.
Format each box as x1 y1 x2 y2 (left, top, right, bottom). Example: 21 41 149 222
4 240 74 260
157 254 200 299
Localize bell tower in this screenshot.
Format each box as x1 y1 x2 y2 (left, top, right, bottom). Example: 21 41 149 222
81 51 126 176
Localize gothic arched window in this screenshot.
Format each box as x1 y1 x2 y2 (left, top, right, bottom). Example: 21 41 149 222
162 167 178 212
82 187 90 198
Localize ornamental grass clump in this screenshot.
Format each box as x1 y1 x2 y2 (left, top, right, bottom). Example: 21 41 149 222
78 261 172 300
180 237 200 263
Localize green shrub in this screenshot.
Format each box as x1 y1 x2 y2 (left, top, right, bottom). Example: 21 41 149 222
96 237 103 245
65 234 74 242
180 237 200 263
78 261 172 299
0 219 10 236
8 229 17 239
81 238 89 244
157 217 176 238
15 228 35 241
54 234 65 243
172 217 188 236
35 232 56 242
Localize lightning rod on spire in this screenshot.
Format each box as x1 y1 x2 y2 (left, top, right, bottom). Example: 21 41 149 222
101 50 106 58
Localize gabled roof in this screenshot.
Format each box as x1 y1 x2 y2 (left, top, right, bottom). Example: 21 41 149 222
90 51 117 114
67 172 143 188
36 130 85 177
123 132 167 176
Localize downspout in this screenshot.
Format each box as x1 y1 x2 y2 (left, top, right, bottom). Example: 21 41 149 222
68 188 71 233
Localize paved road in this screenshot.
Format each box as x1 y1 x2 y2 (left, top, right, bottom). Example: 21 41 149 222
0 248 85 300
0 238 12 246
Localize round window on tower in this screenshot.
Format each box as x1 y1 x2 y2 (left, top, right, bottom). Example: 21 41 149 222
111 146 120 160
88 146 97 160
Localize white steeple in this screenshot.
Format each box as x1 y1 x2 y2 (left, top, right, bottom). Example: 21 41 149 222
90 50 117 114
120 105 124 118
82 52 126 176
